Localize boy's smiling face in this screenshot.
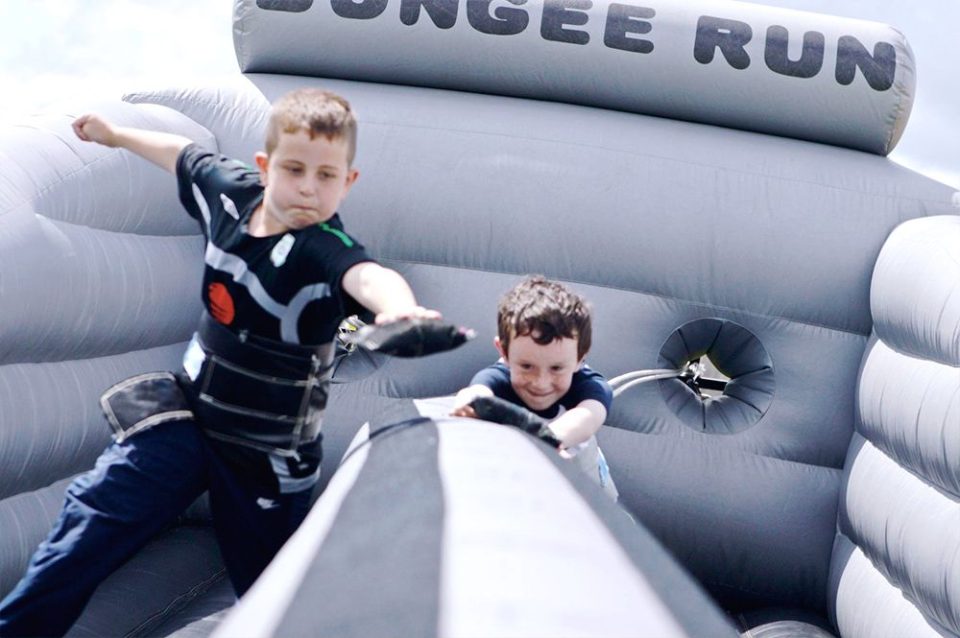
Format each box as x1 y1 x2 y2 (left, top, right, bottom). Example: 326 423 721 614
497 332 584 412
254 129 358 235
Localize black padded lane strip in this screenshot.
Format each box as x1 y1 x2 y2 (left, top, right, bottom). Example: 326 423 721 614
274 404 443 638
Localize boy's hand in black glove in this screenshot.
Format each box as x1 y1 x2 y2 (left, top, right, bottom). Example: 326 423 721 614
468 395 562 449
348 318 475 358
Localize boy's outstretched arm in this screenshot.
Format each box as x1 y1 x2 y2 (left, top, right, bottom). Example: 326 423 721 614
547 399 607 451
341 262 441 324
73 114 192 174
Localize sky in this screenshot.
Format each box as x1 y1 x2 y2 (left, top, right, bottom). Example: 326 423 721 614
1 0 957 188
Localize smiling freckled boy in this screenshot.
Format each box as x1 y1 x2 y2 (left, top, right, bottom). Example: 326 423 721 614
451 276 619 500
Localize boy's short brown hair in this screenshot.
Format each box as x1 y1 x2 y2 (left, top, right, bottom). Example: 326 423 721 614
264 88 358 165
497 275 592 360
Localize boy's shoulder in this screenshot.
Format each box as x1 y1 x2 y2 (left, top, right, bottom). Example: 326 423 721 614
281 216 371 283
311 217 361 249
575 364 608 384
292 216 364 260
469 361 512 393
178 144 258 188
570 364 612 404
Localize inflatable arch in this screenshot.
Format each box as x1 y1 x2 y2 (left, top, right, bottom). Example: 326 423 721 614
0 0 957 636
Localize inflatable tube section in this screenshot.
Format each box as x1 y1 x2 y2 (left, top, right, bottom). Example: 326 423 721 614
829 535 955 638
870 216 960 367
215 408 737 638
233 0 915 154
834 435 959 638
0 214 201 363
0 102 213 235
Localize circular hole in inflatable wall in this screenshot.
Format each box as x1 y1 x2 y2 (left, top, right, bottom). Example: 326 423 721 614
658 318 774 434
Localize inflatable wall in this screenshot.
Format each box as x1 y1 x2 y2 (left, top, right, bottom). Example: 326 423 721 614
0 0 957 636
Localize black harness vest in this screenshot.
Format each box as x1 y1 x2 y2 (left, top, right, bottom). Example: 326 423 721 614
101 312 335 456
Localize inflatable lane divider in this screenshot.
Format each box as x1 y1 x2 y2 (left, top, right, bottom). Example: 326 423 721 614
213 414 737 637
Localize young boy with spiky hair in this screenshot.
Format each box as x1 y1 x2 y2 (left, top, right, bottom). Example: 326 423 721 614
452 276 618 500
0 88 441 636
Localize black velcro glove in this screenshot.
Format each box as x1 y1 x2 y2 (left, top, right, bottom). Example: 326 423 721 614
468 395 562 449
349 319 474 358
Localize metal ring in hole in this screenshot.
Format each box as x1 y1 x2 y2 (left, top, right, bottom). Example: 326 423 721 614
657 318 774 434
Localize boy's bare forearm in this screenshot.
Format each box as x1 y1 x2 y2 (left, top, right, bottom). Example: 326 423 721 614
547 400 606 448
111 127 191 174
73 114 191 174
342 262 441 323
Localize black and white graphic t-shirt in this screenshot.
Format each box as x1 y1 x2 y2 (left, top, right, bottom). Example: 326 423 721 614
175 144 375 495
176 143 372 345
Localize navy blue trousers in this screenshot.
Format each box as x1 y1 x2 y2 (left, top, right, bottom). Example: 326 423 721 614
0 420 312 638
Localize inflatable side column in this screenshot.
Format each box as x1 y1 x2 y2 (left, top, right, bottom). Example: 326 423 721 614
831 215 960 638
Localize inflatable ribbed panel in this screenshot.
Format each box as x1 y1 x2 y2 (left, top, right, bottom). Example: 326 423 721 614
839 435 960 634
232 0 915 154
857 337 960 497
0 103 227 635
830 535 955 638
125 80 271 165
871 216 960 366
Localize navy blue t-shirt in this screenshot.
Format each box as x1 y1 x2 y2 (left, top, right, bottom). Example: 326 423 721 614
470 361 613 419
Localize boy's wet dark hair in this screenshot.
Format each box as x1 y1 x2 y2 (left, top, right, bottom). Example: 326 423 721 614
264 88 358 165
497 275 592 359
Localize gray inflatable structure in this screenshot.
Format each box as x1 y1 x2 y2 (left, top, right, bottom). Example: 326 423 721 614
1 0 958 636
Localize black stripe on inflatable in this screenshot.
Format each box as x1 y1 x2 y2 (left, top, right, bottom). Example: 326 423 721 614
273 400 443 638
532 439 739 638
